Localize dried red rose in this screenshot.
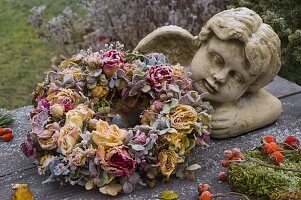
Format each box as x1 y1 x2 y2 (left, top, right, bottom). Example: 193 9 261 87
102 50 125 77
100 146 136 177
147 65 173 92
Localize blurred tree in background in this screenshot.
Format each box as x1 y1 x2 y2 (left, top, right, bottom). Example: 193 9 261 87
229 0 301 85
29 0 301 85
28 0 228 56
1 0 300 109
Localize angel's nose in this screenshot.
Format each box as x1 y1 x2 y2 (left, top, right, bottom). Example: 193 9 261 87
212 68 229 84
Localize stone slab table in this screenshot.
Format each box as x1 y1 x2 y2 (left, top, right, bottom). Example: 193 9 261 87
0 76 300 200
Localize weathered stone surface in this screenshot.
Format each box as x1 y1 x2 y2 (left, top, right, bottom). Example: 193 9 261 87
0 106 33 177
0 78 300 200
264 76 301 98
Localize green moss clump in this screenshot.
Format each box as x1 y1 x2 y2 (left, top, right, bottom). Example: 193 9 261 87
270 191 301 200
228 149 301 199
0 108 14 127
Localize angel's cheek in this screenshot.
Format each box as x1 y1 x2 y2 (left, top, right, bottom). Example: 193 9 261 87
191 44 212 81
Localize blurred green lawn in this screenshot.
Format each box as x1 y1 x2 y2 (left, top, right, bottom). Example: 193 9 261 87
0 0 78 109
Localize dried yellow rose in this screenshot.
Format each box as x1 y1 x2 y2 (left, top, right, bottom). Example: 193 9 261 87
158 150 179 177
169 104 197 133
91 120 126 149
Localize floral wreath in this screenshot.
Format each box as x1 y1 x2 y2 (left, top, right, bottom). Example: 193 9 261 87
21 43 212 196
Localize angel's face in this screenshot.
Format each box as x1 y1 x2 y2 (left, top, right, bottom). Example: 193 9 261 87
190 35 257 103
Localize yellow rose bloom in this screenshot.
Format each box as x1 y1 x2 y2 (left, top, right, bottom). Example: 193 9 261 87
158 150 179 177
50 104 65 118
65 110 84 128
169 104 197 133
91 120 126 149
58 123 82 155
90 85 108 99
48 88 79 106
73 104 95 121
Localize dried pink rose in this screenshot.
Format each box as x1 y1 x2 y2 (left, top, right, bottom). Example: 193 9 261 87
147 65 173 92
102 50 125 77
36 97 50 110
132 131 147 144
20 137 36 158
36 122 61 139
37 122 61 149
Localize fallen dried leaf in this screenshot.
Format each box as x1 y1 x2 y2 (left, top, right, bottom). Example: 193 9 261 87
11 184 34 200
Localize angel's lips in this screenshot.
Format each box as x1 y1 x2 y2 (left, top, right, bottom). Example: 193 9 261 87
194 80 217 94
203 79 218 94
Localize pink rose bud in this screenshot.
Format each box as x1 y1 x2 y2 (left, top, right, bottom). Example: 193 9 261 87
102 50 125 77
153 100 164 112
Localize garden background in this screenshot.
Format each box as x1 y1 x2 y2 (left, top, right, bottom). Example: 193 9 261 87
1 0 300 110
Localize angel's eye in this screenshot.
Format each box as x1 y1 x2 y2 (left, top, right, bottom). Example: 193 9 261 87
210 52 224 66
230 71 244 83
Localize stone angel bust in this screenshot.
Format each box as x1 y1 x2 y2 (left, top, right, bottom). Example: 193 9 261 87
134 7 282 139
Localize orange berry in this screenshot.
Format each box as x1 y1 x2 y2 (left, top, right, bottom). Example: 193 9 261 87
232 148 241 157
271 151 285 164
198 183 211 193
235 152 244 160
199 191 213 200
223 150 233 159
1 133 14 142
284 135 300 149
262 135 276 143
269 142 284 151
229 155 244 161
221 160 230 168
262 143 274 154
218 172 228 181
0 127 5 136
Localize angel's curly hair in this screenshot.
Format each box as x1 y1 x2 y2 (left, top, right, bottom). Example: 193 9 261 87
198 7 281 91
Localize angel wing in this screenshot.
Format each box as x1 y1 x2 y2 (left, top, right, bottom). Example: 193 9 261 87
134 26 200 66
